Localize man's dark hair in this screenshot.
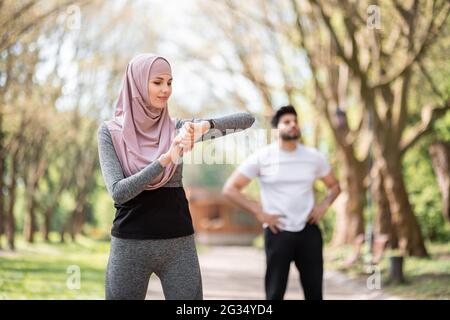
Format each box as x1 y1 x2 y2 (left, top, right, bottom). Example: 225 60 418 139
271 105 297 128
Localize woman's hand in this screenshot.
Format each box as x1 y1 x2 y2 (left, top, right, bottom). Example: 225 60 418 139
158 135 184 167
178 123 195 153
178 121 211 152
158 120 212 166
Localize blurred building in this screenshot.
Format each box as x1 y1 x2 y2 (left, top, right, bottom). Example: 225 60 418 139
185 187 262 246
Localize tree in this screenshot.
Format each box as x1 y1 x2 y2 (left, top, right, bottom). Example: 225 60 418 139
195 0 369 245
194 0 450 256
429 141 450 222
290 0 450 256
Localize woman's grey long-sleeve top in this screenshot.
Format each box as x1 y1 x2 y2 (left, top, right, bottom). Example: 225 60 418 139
97 113 255 205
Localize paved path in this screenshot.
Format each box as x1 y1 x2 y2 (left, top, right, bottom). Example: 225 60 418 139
146 246 397 300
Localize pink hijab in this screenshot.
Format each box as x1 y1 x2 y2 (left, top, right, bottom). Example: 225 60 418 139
105 54 177 190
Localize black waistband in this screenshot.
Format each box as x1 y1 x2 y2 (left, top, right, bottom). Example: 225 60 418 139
111 187 194 240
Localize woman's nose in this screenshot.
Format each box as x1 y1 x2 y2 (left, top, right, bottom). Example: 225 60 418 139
162 85 170 93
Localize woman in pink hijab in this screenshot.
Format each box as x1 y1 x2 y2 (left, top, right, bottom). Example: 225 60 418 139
98 53 255 300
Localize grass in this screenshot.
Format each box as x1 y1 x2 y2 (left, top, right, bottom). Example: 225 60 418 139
0 233 110 300
324 241 450 300
0 232 208 300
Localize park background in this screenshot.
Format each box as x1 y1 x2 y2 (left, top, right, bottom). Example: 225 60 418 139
0 0 449 299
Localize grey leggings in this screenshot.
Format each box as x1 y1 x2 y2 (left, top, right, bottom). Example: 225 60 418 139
105 234 203 300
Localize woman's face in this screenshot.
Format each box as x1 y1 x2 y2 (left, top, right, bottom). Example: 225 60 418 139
148 74 172 109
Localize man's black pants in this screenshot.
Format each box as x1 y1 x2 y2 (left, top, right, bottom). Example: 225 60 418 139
264 224 323 300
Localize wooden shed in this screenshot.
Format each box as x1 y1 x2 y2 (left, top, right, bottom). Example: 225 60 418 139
185 187 262 245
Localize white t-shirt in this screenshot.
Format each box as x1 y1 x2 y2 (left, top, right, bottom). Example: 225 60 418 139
237 143 331 232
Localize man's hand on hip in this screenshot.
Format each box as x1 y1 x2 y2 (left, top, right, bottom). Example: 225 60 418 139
256 211 285 234
307 204 327 225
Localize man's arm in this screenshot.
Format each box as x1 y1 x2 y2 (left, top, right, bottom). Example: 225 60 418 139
307 171 341 224
222 171 284 233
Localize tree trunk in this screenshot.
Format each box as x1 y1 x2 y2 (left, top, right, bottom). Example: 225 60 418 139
24 192 37 243
60 225 66 243
371 161 398 262
70 195 87 242
6 194 16 251
41 206 55 242
372 161 398 246
70 224 76 242
6 154 20 250
332 151 366 245
24 173 38 243
70 208 78 242
6 124 25 250
429 141 450 222
23 140 47 243
6 175 17 251
0 113 4 249
378 146 428 257
6 210 15 251
75 205 87 236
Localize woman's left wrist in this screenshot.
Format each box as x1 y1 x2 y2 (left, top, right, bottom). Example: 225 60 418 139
202 120 211 132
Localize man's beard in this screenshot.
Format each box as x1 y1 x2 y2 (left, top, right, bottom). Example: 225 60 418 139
280 131 301 141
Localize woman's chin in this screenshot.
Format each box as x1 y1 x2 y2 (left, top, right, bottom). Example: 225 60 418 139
157 101 169 108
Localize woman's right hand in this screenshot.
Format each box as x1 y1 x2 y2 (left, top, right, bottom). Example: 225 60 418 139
158 135 184 167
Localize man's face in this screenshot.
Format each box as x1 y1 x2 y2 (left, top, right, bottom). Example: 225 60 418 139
277 113 301 141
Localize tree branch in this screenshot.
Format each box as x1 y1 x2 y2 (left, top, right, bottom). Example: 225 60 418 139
310 0 366 80
400 98 450 154
374 2 450 88
0 0 92 51
418 60 446 101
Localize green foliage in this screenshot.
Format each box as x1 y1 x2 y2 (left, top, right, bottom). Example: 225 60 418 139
183 163 235 190
314 178 337 244
403 132 450 242
89 175 115 238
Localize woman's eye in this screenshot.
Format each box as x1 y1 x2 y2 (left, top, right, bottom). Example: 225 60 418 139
153 82 161 85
